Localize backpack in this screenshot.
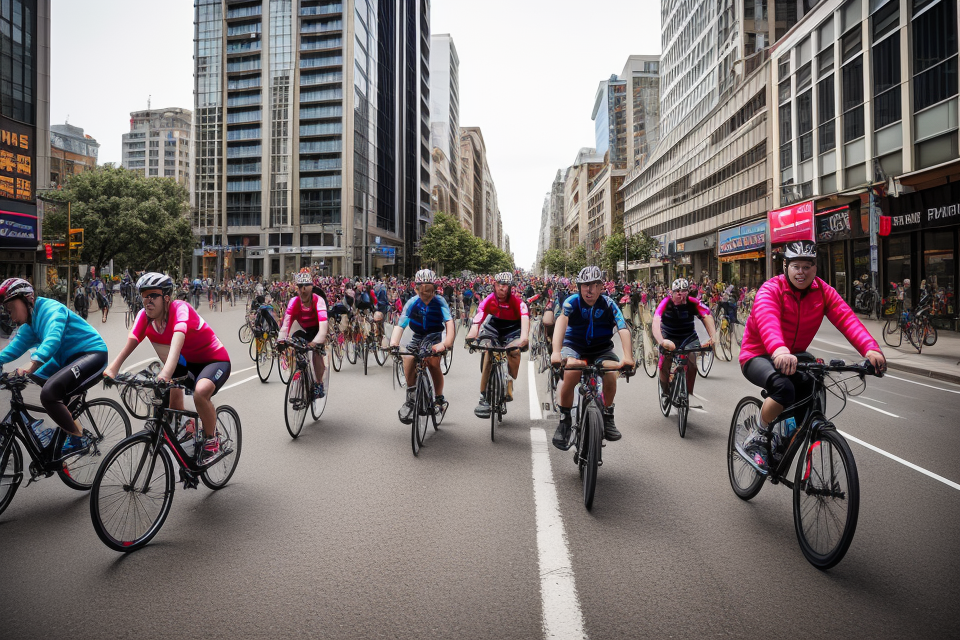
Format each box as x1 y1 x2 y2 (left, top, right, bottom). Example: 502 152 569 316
360 290 371 305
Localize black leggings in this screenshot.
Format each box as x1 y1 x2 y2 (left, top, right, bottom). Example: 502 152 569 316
38 351 109 434
741 355 814 409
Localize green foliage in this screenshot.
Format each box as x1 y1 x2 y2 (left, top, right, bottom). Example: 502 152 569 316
598 231 659 274
42 166 195 274
541 247 567 275
419 212 514 274
567 244 587 275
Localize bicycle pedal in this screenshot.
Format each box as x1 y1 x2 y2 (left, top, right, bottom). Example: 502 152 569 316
179 468 200 489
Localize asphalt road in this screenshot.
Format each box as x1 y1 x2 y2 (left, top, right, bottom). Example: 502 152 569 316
1 301 958 639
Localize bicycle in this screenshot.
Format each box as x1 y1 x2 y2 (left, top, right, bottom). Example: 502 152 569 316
278 337 330 439
715 316 736 361
118 361 164 420
551 358 633 511
883 309 922 352
0 373 131 518
329 318 345 372
125 294 142 331
658 338 713 438
628 315 657 379
391 344 449 456
93 373 241 552
252 328 278 382
728 355 881 569
466 338 526 442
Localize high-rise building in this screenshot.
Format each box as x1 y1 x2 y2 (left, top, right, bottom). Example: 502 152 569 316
0 0 50 282
121 108 192 188
50 123 99 186
460 126 500 243
429 34 460 223
564 148 605 249
592 75 628 168
192 0 430 279
620 55 661 171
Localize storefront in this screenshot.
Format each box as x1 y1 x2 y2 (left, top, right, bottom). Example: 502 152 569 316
811 200 870 302
718 220 767 288
674 233 718 283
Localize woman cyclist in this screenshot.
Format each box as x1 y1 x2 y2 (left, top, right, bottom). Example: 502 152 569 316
277 272 329 399
0 278 108 455
652 278 716 404
104 273 231 462
739 241 886 471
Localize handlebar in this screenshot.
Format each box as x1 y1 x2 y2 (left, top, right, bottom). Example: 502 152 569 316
277 336 325 354
797 358 884 378
0 371 31 391
103 372 191 391
551 359 635 379
464 338 528 354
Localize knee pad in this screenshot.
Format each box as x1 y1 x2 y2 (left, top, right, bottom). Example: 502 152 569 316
767 374 796 408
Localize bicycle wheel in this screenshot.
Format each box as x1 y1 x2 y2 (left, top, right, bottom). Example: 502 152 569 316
489 368 501 442
256 338 275 383
90 435 175 552
441 347 453 375
239 322 253 344
120 383 153 420
0 438 23 517
331 336 344 372
793 428 859 569
906 323 922 352
642 330 657 378
544 366 559 414
59 397 132 490
719 330 732 361
125 309 132 330
659 373 673 417
582 406 602 511
882 319 902 347
278 348 292 384
374 339 388 366
697 348 714 377
923 322 938 346
346 336 357 364
310 349 332 420
412 376 431 457
284 368 309 439
734 320 744 346
361 339 369 376
201 405 242 489
676 370 689 438
249 336 258 361
394 356 405 388
727 397 765 500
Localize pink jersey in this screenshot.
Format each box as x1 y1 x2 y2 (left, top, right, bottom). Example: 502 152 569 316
739 275 880 364
131 300 229 363
473 292 529 325
278 293 328 340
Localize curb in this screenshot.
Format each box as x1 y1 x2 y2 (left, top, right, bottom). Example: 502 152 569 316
884 359 960 385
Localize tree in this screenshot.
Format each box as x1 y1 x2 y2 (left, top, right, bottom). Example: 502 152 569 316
567 244 587 275
420 212 514 274
542 247 567 276
43 166 195 275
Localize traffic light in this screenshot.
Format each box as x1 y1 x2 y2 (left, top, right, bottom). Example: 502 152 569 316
69 228 83 260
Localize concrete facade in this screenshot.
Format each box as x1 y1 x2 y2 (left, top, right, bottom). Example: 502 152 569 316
121 107 192 189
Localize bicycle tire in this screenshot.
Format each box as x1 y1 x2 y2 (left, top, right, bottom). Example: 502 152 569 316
441 347 453 375
582 406 602 511
201 405 243 489
310 349 331 421
394 356 405 388
640 332 656 378
697 348 714 378
125 309 132 330
120 383 153 420
719 331 732 361
734 321 744 346
346 337 357 364
249 336 258 361
239 322 253 344
59 397 133 490
660 373 673 418
727 397 764 500
924 322 938 346
793 428 859 569
489 368 501 442
284 370 309 439
278 348 292 384
331 336 343 372
677 370 689 438
90 434 175 552
0 438 23 517
256 338 275 383
412 375 431 456
362 340 369 376
374 340 388 366
906 323 922 352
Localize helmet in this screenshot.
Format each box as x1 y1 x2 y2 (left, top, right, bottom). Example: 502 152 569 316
576 266 603 285
414 269 437 284
783 240 817 262
671 278 689 292
295 272 313 285
0 278 34 304
136 272 174 295
494 272 514 285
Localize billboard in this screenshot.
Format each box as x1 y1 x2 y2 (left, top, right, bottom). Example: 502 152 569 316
768 201 815 244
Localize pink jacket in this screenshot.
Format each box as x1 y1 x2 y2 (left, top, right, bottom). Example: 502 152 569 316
739 275 880 364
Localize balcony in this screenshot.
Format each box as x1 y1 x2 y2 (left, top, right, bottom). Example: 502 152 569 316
226 4 261 19
300 3 342 17
226 207 262 228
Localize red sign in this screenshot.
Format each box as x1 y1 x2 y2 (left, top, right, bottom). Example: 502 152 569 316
879 216 892 237
768 201 816 244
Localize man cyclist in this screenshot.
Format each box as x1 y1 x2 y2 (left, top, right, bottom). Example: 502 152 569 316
652 278 716 404
91 277 109 323
551 266 634 450
104 273 231 462
739 241 885 471
277 271 328 399
466 271 530 418
0 278 108 455
389 269 454 424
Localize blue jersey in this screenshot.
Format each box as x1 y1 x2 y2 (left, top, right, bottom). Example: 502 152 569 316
397 294 452 336
561 294 627 354
0 297 107 379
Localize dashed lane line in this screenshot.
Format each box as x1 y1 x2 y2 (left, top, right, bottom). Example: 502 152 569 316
219 375 258 392
883 373 960 394
528 360 543 420
847 398 899 418
839 430 960 491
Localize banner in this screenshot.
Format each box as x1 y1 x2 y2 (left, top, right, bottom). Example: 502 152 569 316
0 208 38 248
768 201 815 244
718 220 766 256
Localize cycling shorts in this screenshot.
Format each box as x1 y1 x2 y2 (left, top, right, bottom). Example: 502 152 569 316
741 355 814 409
172 360 232 395
293 326 319 343
559 346 619 365
406 331 444 354
477 320 521 347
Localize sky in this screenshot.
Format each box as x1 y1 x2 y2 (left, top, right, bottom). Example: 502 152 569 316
50 0 663 269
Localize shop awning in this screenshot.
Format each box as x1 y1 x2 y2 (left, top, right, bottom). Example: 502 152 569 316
719 251 765 263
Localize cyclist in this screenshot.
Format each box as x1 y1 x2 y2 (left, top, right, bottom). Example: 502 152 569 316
461 282 475 321
277 272 328 399
652 278 716 403
91 277 109 323
739 241 886 471
466 271 530 417
104 273 231 462
389 269 454 424
252 293 280 334
551 266 634 450
0 278 108 455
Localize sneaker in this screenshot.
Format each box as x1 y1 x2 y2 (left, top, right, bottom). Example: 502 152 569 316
740 416 770 472
201 433 221 461
506 379 514 402
399 388 416 424
434 395 448 417
552 412 574 450
474 394 491 419
61 433 92 456
312 382 325 399
602 405 621 441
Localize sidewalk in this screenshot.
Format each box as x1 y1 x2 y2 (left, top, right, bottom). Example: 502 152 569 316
814 316 960 384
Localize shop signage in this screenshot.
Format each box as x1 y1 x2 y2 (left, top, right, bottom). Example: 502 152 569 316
815 205 852 242
769 201 815 244
0 208 38 249
886 181 960 232
718 221 766 256
0 116 34 204
675 234 716 253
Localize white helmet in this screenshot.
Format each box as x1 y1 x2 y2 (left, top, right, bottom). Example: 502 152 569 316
671 278 689 292
295 272 313 285
783 240 818 262
414 269 437 284
494 272 514 285
136 272 174 295
576 266 602 285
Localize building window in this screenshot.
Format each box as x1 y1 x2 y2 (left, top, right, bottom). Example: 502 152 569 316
912 0 958 112
818 76 837 153
779 103 792 142
841 30 865 142
797 91 814 161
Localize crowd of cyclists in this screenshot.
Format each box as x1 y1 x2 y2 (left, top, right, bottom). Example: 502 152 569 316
0 239 889 558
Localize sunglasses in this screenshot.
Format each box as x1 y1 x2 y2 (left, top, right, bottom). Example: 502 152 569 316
143 292 164 301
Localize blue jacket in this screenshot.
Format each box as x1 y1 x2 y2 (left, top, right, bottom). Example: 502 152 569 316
561 294 627 355
0 297 107 379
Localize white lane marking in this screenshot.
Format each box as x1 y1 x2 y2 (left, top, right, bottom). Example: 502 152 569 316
856 396 887 404
691 392 710 402
691 407 708 414
811 346 858 357
811 337 857 351
838 430 960 491
884 373 960 394
219 375 258 392
121 358 159 373
847 398 899 418
529 428 587 640
528 361 542 420
233 365 256 374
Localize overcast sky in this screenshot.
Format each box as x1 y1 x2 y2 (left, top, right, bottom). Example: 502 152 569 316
50 0 662 269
